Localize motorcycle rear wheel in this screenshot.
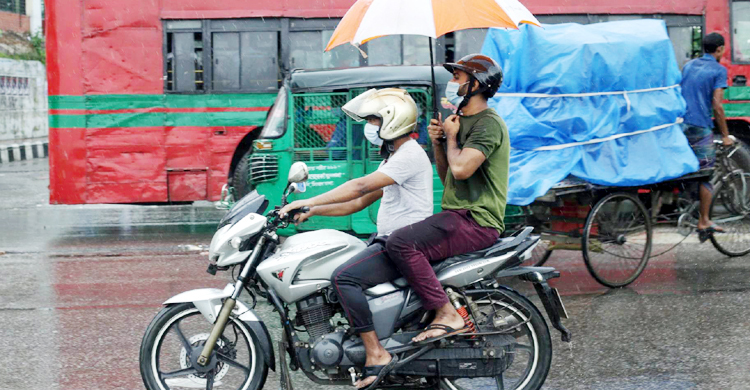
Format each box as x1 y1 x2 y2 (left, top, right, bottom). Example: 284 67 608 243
139 302 268 390
444 289 552 390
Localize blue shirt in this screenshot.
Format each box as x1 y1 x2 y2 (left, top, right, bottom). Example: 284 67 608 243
680 54 728 128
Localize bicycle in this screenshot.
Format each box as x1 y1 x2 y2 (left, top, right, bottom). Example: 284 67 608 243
673 139 750 256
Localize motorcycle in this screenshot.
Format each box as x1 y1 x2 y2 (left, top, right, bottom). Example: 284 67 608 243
139 162 572 390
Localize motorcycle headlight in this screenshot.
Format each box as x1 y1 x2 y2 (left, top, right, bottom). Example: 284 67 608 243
230 237 243 249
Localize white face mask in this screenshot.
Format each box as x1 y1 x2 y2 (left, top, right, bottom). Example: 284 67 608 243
445 81 469 107
364 123 383 146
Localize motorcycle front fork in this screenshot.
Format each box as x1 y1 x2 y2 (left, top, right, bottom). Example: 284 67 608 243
196 297 237 365
196 235 268 366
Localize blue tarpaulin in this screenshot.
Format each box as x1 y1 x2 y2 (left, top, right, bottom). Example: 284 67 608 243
481 20 699 205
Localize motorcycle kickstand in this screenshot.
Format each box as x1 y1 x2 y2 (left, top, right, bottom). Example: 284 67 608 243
279 341 294 390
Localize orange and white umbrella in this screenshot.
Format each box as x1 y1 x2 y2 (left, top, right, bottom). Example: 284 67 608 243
325 0 540 51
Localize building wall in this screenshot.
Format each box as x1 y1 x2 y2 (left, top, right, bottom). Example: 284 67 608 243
0 59 48 142
0 10 30 34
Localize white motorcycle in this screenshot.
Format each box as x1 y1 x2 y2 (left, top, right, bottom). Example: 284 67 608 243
139 162 571 390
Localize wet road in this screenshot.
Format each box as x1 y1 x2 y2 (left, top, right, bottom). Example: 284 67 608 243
1 159 750 389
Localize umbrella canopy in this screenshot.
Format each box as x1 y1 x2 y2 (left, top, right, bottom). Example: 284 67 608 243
325 0 540 51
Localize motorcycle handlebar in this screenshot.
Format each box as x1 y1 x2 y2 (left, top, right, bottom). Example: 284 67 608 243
286 206 310 221
268 206 311 227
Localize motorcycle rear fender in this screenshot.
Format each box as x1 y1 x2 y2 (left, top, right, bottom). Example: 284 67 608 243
163 284 276 371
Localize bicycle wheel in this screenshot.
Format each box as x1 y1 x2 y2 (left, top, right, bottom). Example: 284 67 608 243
709 177 750 257
582 193 652 288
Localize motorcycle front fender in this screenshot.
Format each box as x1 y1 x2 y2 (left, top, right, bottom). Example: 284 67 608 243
163 284 276 371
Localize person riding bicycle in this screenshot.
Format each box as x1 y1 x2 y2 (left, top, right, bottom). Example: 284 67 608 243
681 32 734 241
385 54 510 343
280 88 433 389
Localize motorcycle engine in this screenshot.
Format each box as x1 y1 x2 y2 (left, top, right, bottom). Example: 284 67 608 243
310 330 346 368
296 294 334 340
296 293 345 369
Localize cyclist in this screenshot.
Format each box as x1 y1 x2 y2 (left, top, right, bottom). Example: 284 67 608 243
681 32 734 241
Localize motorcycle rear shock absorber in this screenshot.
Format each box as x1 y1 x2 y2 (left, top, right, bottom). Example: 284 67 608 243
446 288 477 334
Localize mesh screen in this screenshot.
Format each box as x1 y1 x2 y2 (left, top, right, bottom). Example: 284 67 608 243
291 89 434 162
292 93 349 162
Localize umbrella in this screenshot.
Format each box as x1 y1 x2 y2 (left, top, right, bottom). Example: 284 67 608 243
325 0 541 117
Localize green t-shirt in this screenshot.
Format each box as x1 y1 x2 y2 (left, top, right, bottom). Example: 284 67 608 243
441 108 510 233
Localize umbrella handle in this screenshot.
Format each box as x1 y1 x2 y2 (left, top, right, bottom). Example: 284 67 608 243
429 37 439 121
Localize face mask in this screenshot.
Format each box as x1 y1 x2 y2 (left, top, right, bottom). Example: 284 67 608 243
364 123 383 146
445 81 469 107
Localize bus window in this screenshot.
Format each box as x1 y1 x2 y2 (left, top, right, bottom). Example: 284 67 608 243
322 30 361 68
454 29 488 59
403 35 435 65
668 26 702 69
240 32 278 90
733 0 750 63
212 31 278 91
289 31 360 70
166 22 204 92
290 31 323 69
364 35 403 66
212 32 241 90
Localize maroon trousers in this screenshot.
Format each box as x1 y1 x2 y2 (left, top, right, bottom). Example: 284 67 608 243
385 209 500 311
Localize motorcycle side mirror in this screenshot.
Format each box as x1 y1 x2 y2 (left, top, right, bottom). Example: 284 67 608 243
288 182 306 194
288 162 309 183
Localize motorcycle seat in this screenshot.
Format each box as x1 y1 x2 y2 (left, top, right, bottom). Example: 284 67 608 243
389 227 534 289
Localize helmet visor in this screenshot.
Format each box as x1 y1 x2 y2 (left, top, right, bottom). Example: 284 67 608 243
342 89 379 122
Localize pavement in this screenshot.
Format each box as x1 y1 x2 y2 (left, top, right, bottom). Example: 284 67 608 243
1 158 750 389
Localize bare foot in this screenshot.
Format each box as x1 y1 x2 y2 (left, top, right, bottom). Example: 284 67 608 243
412 304 466 343
355 351 392 389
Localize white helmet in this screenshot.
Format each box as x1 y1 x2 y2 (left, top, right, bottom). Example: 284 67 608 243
342 88 418 141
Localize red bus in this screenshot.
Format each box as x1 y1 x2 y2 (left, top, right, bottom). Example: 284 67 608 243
46 0 750 204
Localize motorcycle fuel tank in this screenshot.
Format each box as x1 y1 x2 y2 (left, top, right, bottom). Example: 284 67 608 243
256 229 366 303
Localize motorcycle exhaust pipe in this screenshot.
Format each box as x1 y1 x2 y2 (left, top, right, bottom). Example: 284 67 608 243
197 298 237 366
492 314 521 329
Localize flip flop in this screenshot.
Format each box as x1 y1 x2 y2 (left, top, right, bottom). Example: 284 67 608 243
360 354 398 390
697 224 725 243
413 323 470 345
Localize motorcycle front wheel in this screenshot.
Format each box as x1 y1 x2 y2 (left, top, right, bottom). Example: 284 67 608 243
443 289 553 390
139 302 268 390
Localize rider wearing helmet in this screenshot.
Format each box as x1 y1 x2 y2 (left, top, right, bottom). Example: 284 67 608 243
386 54 511 343
280 88 433 389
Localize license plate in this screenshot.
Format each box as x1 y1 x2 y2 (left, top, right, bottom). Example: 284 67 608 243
551 287 569 319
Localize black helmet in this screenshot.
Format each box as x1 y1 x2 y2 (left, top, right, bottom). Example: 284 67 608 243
443 54 503 110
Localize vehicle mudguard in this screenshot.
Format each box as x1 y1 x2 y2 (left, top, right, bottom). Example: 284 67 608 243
163 284 276 371
238 310 276 372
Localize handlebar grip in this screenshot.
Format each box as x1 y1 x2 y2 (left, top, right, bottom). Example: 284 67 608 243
285 206 310 221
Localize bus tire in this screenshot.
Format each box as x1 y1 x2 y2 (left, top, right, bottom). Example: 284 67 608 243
233 150 254 199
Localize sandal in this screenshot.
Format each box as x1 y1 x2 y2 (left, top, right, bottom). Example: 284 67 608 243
360 354 398 390
697 224 725 243
414 323 470 345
